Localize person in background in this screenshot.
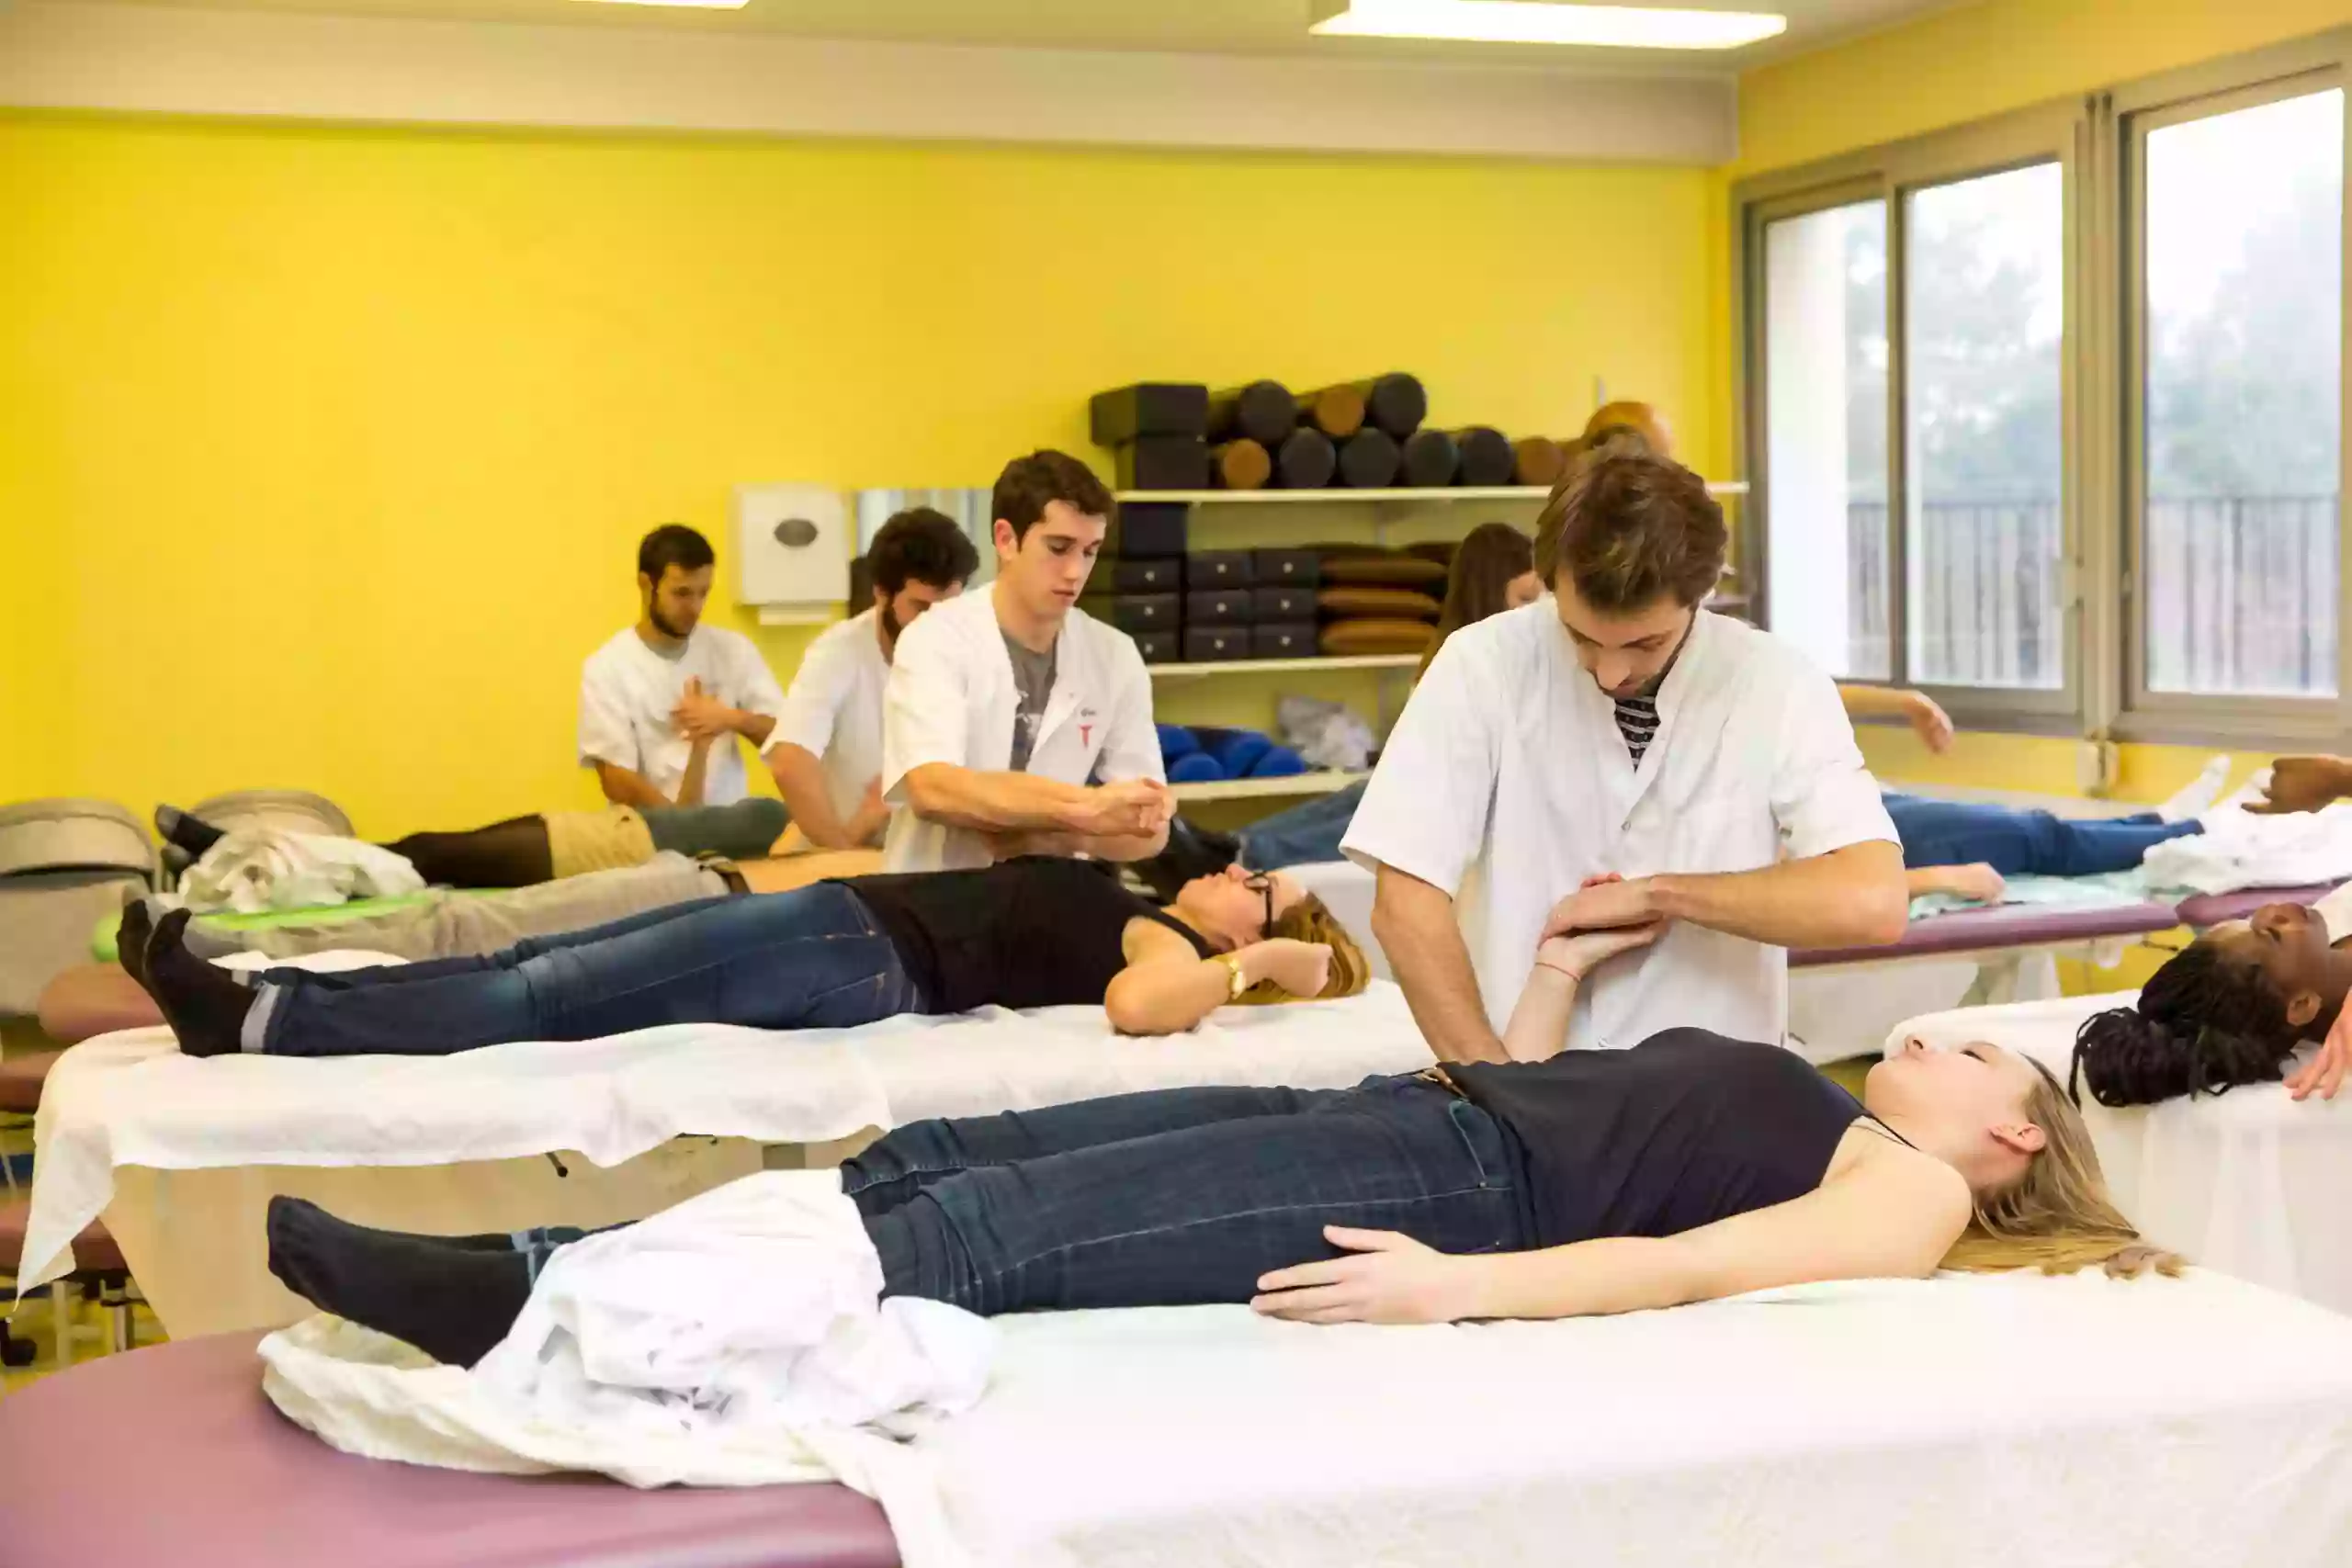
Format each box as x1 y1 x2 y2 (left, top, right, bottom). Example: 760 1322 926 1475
880 452 1172 874
579 525 789 810
1343 440 1907 1065
1140 522 1540 891
767 509 980 851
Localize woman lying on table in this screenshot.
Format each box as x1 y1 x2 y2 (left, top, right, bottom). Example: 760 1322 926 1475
119 856 1367 1058
266 917 2169 1369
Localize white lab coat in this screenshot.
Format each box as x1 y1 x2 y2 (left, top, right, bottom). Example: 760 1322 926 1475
1342 605 1896 1049
879 588 1162 874
773 608 891 829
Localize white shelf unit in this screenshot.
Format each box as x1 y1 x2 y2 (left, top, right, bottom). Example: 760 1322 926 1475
1148 654 1419 681
1168 770 1366 804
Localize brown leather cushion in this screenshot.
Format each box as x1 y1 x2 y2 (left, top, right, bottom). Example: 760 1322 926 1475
1318 586 1442 620
0 1333 902 1568
1320 619 1440 657
0 1197 122 1275
0 1050 64 1116
1317 551 1450 588
1403 541 1457 567
36 964 162 1045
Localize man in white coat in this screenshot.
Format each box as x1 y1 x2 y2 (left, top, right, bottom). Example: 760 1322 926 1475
880 450 1172 874
1342 444 1908 1065
765 507 979 851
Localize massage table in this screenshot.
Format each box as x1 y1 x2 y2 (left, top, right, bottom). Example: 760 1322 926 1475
1289 859 2183 1065
20 981 1433 1336
1894 991 2352 1317
2176 883 2338 929
12 1269 2352 1567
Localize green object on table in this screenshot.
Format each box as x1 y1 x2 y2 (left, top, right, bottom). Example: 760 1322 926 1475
91 891 449 964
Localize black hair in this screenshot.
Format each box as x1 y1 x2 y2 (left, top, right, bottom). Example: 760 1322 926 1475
992 450 1114 544
2071 940 2302 1107
869 508 980 596
638 524 715 584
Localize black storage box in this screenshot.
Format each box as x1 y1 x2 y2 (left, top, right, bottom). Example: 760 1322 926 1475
1188 549 1256 589
1132 629 1181 664
1251 623 1320 660
1252 586 1317 621
1105 501 1189 559
1187 589 1255 626
1114 437 1210 493
1113 558 1183 592
1090 592 1180 635
1182 626 1251 662
1253 548 1321 587
1091 383 1210 446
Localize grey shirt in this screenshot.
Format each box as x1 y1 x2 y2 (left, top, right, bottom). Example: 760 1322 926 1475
1004 631 1058 773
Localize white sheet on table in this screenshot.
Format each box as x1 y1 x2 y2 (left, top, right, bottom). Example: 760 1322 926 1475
175 828 425 914
925 1272 2352 1568
2141 800 2352 895
1891 992 2352 1314
21 981 1433 1292
263 1171 989 1568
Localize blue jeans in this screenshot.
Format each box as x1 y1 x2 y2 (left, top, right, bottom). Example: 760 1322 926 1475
249 883 919 1056
1882 794 2203 877
844 1075 1528 1314
1238 780 1368 870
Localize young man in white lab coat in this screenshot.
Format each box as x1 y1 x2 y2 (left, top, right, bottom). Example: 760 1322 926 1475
879 450 1172 874
764 508 979 851
578 525 790 810
1342 446 1908 1065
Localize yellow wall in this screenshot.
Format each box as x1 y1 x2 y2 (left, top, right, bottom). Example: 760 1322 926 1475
1737 0 2352 177
2 113 1718 836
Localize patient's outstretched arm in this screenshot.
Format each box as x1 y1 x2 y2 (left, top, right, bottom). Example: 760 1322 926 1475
1498 925 1665 1063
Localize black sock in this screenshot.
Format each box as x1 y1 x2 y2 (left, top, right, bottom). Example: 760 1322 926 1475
118 898 155 988
141 908 257 1058
267 1196 537 1368
153 805 227 861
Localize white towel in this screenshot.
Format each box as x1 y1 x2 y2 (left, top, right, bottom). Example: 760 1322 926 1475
260 1169 992 1568
2140 801 2352 896
178 827 425 914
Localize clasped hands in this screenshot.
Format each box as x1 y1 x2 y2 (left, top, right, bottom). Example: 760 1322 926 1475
1537 871 1670 979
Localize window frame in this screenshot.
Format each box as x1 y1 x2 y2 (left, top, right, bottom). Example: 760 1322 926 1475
2107 45 2352 745
1736 104 2087 735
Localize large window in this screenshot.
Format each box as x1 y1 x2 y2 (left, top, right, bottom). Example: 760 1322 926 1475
2135 85 2344 701
1761 198 1889 679
1905 164 2067 690
1743 31 2352 741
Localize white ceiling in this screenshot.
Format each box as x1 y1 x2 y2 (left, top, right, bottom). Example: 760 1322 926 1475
47 0 1969 73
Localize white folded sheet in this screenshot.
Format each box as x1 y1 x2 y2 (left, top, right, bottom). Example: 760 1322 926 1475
1891 992 2352 1315
926 1271 2352 1568
21 980 1434 1292
176 828 424 914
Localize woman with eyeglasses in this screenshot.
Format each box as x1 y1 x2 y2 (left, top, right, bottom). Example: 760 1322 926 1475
119 857 1371 1059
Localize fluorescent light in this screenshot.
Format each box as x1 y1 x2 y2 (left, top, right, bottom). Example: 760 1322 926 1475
571 0 749 9
1310 0 1785 49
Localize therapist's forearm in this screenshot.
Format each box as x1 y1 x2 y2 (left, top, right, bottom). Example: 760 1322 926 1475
731 711 777 748
1013 827 1171 863
767 746 865 850
1373 871 1507 1065
1651 840 1909 950
903 763 1098 835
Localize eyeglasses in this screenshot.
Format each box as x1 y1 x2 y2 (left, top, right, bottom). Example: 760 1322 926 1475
1244 872 1274 932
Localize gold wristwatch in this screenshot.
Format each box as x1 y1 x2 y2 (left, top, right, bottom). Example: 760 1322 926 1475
1216 952 1250 1000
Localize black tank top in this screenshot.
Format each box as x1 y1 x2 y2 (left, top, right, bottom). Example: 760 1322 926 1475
1448 1030 1871 1247
839 858 1215 1015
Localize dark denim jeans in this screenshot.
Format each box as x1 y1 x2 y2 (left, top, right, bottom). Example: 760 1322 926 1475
1238 780 1367 871
1883 793 2203 877
250 882 917 1056
846 1074 1528 1314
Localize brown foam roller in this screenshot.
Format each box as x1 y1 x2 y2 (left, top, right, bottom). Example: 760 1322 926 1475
1295 384 1367 440
1212 439 1272 491
1512 435 1567 488
1320 618 1440 657
1317 551 1451 588
1319 585 1443 619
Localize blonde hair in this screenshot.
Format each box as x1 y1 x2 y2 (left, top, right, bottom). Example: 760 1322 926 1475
1240 894 1372 1006
1939 1059 2183 1279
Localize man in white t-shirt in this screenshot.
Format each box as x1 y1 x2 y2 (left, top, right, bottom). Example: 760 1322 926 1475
578 525 789 810
766 508 980 850
880 450 1172 874
1341 444 1908 1065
